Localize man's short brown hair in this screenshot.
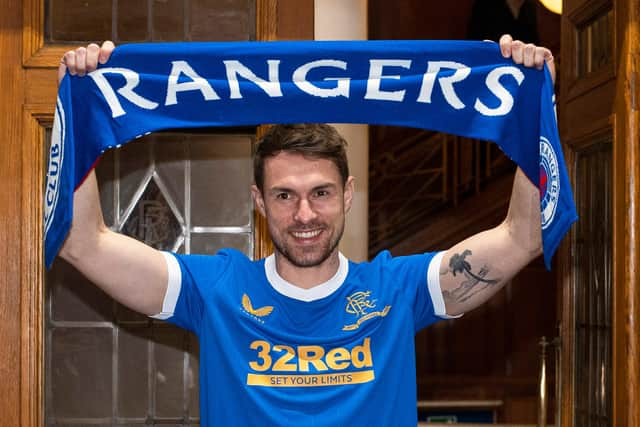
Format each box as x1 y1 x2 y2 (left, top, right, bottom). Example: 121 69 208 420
254 124 349 191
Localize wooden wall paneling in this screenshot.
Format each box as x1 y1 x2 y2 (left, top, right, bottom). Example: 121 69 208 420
0 0 24 424
256 0 277 41
613 0 640 425
20 0 61 425
274 0 314 41
561 0 616 140
22 0 68 67
20 106 50 427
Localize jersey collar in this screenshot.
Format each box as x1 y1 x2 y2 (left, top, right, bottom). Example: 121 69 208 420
264 252 349 302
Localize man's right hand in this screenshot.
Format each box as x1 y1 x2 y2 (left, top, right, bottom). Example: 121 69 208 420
58 41 115 85
57 39 169 318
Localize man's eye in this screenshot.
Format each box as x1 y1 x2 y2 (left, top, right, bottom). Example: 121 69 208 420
276 193 290 200
316 190 329 197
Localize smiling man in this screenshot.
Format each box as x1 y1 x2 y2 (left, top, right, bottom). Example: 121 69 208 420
57 35 555 426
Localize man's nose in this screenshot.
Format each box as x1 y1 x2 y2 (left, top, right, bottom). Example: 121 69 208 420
293 199 317 223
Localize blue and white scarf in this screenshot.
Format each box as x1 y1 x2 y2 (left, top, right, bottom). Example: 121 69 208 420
44 40 577 268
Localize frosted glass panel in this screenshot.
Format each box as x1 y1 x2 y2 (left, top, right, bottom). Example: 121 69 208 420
118 327 150 417
190 135 253 227
49 0 112 42
156 137 187 219
51 328 113 418
116 301 150 323
155 329 186 417
153 0 186 41
119 140 152 219
46 0 255 43
96 149 116 227
188 333 200 417
191 232 251 254
191 0 253 41
49 259 112 322
117 0 149 41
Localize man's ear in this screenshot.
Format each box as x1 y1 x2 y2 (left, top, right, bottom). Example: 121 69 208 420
343 176 355 213
251 184 266 217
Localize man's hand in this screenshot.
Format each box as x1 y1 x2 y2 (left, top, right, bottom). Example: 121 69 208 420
57 41 115 85
56 39 168 318
498 34 555 85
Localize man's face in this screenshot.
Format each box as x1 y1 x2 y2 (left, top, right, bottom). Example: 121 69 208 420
252 151 354 269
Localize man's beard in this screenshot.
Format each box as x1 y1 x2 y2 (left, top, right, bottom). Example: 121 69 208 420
271 222 344 268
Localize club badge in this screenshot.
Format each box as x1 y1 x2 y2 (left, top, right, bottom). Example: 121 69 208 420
539 136 560 230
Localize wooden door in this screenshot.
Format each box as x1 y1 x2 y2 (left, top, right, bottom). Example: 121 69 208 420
0 0 312 425
558 0 640 426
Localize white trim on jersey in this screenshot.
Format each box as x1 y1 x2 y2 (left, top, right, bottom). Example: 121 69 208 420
264 252 349 302
151 252 182 320
427 251 463 319
151 250 460 319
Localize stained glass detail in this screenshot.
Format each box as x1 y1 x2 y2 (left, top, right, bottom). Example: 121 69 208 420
122 178 183 250
46 131 253 426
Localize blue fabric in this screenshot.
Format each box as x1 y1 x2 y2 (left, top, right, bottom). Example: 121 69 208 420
167 248 441 426
44 40 577 268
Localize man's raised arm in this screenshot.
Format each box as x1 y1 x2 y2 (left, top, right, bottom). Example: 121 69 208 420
57 42 169 317
438 35 554 316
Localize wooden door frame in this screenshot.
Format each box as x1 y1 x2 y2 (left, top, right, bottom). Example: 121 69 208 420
0 0 27 424
0 0 313 425
559 0 640 426
612 0 640 424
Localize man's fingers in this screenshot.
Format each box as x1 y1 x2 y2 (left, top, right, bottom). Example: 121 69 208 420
63 50 77 76
86 43 100 73
523 43 536 67
99 41 115 64
75 47 87 76
57 41 115 85
542 49 556 85
511 40 525 64
533 47 548 69
57 60 68 85
499 34 513 58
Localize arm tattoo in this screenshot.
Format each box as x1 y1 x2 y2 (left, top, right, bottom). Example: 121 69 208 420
440 249 501 304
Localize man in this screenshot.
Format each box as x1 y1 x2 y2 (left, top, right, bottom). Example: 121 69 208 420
57 35 554 425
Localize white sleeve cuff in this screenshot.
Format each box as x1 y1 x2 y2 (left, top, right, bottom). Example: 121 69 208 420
427 251 463 319
150 252 182 320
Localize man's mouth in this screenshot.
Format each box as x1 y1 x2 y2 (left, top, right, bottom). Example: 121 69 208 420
291 229 322 239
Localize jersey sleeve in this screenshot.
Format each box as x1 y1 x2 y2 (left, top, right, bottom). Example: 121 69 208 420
150 251 230 335
382 250 460 331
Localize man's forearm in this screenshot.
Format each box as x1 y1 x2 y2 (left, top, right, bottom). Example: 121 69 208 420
59 169 108 262
439 168 542 315
504 167 542 257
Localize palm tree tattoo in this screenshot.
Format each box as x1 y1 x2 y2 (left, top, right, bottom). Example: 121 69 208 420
442 249 500 304
449 250 498 284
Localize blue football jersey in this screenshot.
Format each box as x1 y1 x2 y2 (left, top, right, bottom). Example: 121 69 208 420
155 248 449 426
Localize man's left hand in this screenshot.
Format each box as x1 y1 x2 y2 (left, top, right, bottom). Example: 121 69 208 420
498 34 555 85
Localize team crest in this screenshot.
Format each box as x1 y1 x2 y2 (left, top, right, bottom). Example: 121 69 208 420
539 136 560 230
342 291 391 331
241 294 274 323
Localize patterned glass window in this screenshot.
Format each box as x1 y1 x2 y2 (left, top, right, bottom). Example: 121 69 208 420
45 0 256 43
573 138 612 427
45 131 254 425
576 8 613 77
